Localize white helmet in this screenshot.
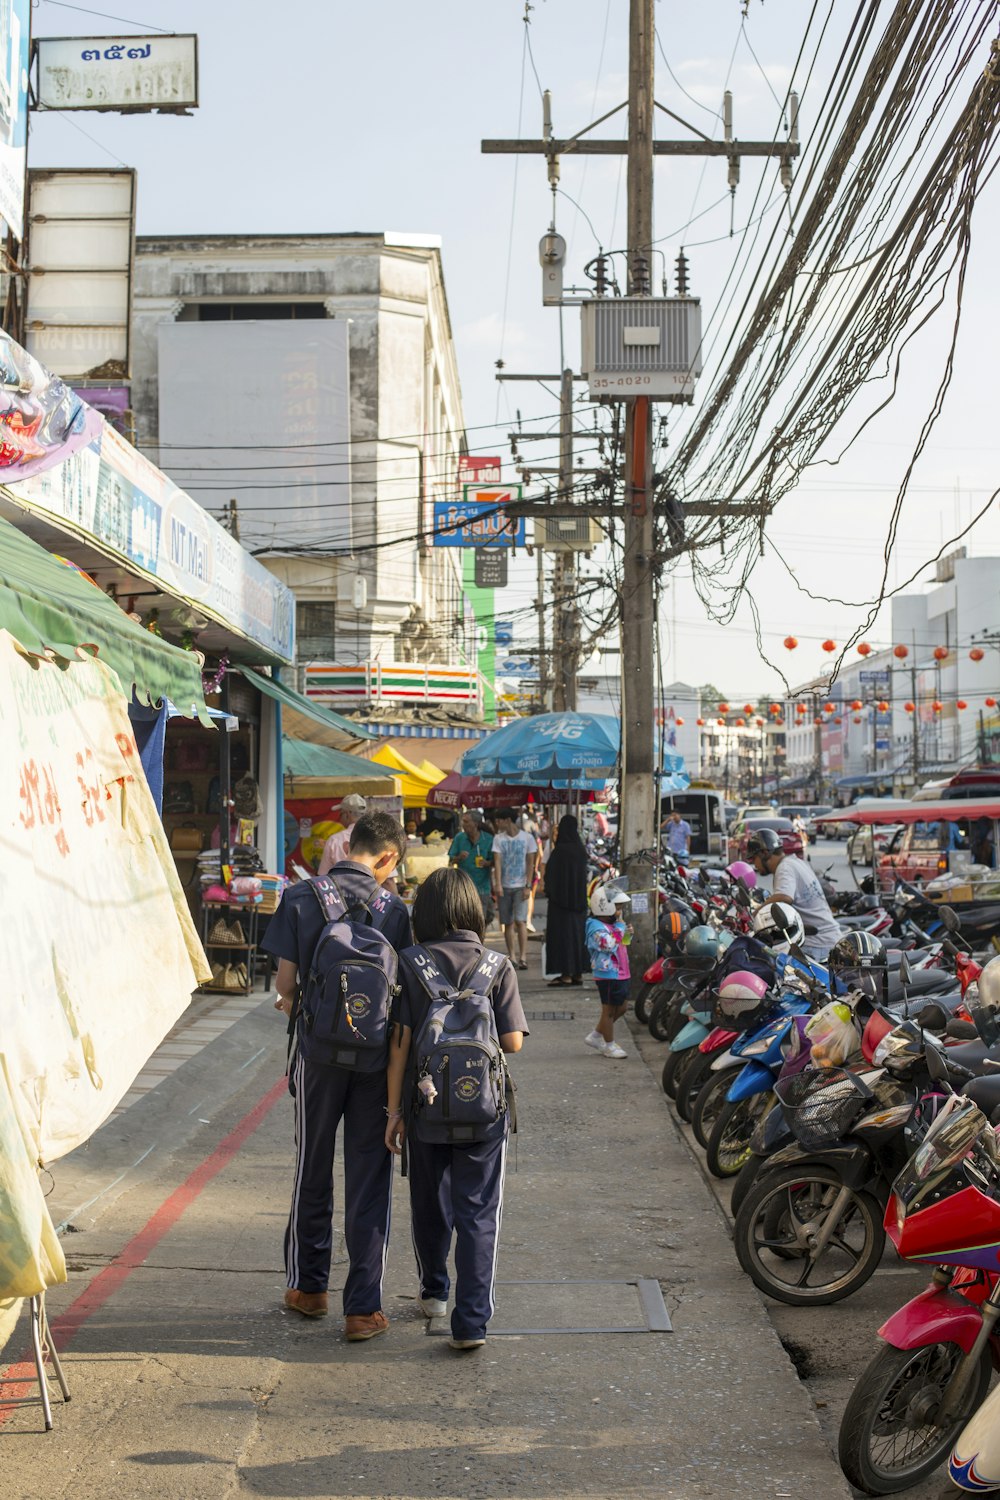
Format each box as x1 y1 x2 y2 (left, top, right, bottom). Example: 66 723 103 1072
590 886 630 919
752 901 805 953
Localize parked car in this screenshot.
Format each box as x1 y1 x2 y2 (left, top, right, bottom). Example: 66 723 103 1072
727 815 804 864
876 818 969 890
803 805 835 840
735 804 775 823
848 823 902 864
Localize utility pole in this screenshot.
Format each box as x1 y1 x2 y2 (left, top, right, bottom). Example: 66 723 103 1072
552 366 578 712
536 545 549 711
619 0 658 975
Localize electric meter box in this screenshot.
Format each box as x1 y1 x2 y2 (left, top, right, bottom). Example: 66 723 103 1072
580 296 702 402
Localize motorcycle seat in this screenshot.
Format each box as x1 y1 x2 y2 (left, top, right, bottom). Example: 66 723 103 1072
963 1075 1000 1112
944 1038 1000 1070
886 970 957 1000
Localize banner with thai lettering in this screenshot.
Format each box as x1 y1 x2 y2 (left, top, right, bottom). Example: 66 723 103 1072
0 630 211 1334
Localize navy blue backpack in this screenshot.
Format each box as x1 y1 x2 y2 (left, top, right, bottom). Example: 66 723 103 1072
296 876 399 1071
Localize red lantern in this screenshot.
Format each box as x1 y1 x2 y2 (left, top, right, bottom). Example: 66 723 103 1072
696 717 705 726
956 701 967 712
823 702 835 713
795 703 807 715
716 717 725 727
857 642 872 657
933 646 948 661
675 717 685 726
783 636 798 651
718 702 730 714
743 702 754 715
814 716 823 726
821 639 837 653
877 700 889 713
853 715 862 724
851 699 863 711
770 703 781 714
834 716 843 725
904 701 915 713
986 698 997 709
970 648 985 662
735 717 745 727
894 645 909 660
755 718 763 728
932 700 943 713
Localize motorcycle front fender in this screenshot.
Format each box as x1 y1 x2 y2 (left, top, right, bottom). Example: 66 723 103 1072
949 1380 1000 1490
763 1140 875 1189
710 1048 737 1071
726 1060 774 1102
879 1284 986 1356
672 1020 709 1053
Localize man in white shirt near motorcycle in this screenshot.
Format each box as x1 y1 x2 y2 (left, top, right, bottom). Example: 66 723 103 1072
746 826 842 960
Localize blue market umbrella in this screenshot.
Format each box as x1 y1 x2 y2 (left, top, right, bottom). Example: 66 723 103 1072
461 711 689 791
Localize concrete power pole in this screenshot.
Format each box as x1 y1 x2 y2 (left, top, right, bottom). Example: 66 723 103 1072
620 0 658 976
552 366 578 712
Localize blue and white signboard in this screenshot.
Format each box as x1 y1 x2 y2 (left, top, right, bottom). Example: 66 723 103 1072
433 486 525 548
494 619 513 647
0 0 29 238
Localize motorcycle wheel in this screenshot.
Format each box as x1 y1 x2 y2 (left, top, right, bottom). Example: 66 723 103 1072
734 1162 885 1306
691 1067 741 1150
838 1339 993 1495
706 1094 770 1179
676 1051 715 1124
634 981 661 1025
661 1048 684 1098
728 1154 763 1218
647 990 681 1043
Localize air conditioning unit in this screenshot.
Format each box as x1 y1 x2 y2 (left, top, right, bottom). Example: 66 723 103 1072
580 296 702 402
534 514 603 553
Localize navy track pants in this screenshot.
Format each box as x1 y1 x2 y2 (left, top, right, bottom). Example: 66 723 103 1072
285 1053 392 1314
406 1126 508 1342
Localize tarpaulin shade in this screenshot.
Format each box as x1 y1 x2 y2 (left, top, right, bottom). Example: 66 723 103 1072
240 668 375 749
281 736 394 781
426 771 597 809
371 742 445 807
818 799 1000 826
0 515 210 719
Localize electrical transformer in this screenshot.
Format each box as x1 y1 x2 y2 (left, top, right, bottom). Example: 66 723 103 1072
580 296 702 402
534 514 602 553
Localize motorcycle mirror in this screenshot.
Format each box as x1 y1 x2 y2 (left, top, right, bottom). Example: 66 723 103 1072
771 904 792 931
898 953 913 987
938 904 961 934
924 1042 949 1084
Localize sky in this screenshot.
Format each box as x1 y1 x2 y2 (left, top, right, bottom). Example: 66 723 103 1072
26 0 1000 700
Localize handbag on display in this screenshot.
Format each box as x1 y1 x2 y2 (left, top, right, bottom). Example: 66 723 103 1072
164 781 195 815
176 740 211 773
170 824 203 853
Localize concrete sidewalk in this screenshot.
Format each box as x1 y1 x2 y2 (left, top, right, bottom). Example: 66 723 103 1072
0 967 851 1499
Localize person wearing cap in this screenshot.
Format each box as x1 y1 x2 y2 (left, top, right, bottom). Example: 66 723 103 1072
318 793 368 875
584 887 632 1059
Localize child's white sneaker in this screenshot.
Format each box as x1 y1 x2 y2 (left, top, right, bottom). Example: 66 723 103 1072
602 1040 627 1059
584 1030 605 1052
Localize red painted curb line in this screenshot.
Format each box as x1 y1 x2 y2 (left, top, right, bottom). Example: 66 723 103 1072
0 1074 287 1419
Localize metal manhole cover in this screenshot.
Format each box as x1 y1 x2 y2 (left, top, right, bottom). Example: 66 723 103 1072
426 1279 671 1335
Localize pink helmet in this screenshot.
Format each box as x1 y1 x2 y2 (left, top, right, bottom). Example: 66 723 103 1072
726 860 757 889
716 969 770 1024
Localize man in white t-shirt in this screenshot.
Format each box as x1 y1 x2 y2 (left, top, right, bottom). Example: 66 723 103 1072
318 793 367 875
491 807 538 969
746 827 841 960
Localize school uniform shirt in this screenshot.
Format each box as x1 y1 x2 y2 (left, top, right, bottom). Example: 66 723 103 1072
261 860 412 981
395 931 529 1043
585 916 630 981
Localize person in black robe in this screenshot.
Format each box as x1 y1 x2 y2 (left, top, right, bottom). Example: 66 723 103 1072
542 815 590 986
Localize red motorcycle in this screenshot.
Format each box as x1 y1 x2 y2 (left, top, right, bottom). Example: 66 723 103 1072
838 1083 1000 1495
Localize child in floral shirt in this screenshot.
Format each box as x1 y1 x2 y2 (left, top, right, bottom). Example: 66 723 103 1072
584 886 632 1059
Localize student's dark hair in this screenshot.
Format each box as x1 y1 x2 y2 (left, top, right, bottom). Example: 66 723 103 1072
348 811 407 861
412 866 486 942
498 806 519 823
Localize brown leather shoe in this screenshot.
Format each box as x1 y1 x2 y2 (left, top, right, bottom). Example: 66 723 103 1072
344 1310 389 1342
283 1288 328 1318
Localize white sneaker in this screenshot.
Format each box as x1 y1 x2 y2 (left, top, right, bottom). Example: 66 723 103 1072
602 1041 627 1059
449 1336 486 1350
584 1030 605 1052
419 1296 448 1319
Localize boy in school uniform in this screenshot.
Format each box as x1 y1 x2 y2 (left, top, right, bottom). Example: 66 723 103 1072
264 811 410 1341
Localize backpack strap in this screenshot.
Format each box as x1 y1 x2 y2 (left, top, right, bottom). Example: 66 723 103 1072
310 874 374 927
402 945 450 1003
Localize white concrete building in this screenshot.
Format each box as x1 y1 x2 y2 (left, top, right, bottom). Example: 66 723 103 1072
130 232 472 701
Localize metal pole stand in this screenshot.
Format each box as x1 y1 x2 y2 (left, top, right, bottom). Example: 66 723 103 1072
1 1293 71 1431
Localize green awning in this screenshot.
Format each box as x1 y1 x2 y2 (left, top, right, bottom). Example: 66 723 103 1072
241 667 375 750
282 736 389 780
0 515 209 718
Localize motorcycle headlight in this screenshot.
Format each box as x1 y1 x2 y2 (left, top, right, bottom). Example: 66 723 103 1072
854 1104 913 1132
741 1036 774 1058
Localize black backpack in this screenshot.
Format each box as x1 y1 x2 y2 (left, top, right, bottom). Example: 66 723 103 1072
296 877 399 1071
403 944 511 1144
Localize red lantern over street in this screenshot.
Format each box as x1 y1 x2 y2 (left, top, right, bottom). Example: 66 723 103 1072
743 703 754 715
814 717 823 726
987 698 997 709
894 645 909 660
853 716 862 724
696 717 705 726
755 718 764 727
970 648 985 662
857 642 872 657
851 699 863 711
736 717 745 727
784 636 798 651
717 717 725 727
834 716 843 725
877 700 889 713
956 701 967 712
821 639 837 653
932 701 943 713
823 702 835 713
770 703 782 714
718 702 730 714
795 703 807 714
933 646 948 662
675 717 685 726
904 701 915 713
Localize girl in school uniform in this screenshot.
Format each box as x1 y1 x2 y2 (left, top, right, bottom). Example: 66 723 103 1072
385 866 528 1350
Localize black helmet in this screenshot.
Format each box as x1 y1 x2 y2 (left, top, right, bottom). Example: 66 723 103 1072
828 929 888 975
745 827 782 860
